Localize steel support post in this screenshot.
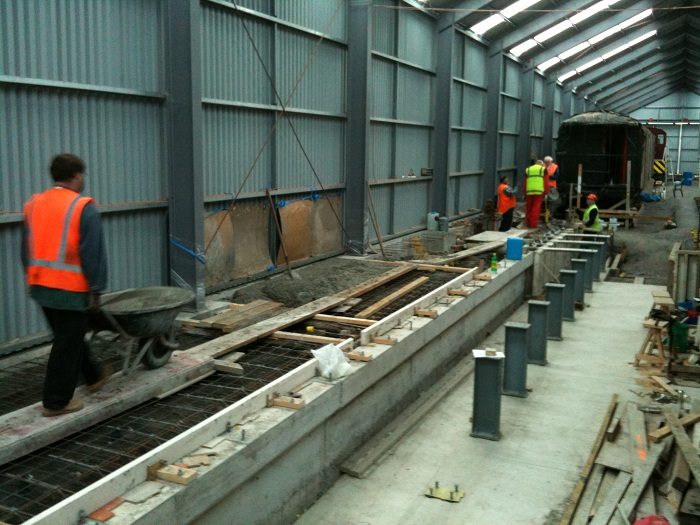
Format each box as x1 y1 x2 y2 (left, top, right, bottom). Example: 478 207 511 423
166 0 205 308
592 247 602 279
545 283 565 340
528 300 549 366
560 269 577 321
483 52 503 202
503 322 530 398
571 259 587 306
518 68 534 173
431 26 453 216
345 0 371 252
471 348 505 441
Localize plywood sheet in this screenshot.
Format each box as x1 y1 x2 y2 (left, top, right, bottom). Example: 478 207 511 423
204 202 271 287
310 195 343 255
277 200 313 263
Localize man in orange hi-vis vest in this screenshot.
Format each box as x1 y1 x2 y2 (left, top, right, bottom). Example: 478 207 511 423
497 176 517 231
22 154 110 417
544 155 559 190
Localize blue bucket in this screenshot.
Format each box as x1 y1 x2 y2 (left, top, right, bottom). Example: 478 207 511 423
506 237 523 260
683 171 693 186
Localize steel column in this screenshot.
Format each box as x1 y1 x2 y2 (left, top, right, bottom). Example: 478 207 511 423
560 269 577 321
503 322 530 398
545 283 565 341
571 259 587 307
483 52 503 202
528 300 549 366
542 81 555 155
518 68 534 170
432 26 453 216
471 348 505 441
167 0 205 308
580 252 594 292
345 0 372 252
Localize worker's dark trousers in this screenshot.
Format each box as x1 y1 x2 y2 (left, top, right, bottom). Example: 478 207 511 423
499 208 514 231
41 307 101 409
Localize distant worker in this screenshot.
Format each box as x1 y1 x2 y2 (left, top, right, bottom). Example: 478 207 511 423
543 155 559 190
524 159 548 228
22 154 110 417
582 193 602 232
497 176 517 231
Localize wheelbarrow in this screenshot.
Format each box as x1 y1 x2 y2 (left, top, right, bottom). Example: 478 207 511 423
89 286 194 376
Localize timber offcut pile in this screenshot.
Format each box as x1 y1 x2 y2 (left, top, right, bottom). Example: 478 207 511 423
561 393 700 525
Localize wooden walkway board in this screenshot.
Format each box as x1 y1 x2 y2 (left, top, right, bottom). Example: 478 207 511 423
313 314 377 327
356 276 430 319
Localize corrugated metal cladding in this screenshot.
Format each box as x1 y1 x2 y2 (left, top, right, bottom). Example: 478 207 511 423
0 0 167 351
631 92 700 174
448 34 487 217
369 0 434 236
201 1 347 197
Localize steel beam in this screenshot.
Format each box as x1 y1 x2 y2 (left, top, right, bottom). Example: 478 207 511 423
345 0 372 252
437 0 488 32
542 80 555 153
518 68 535 170
597 62 685 103
483 51 503 202
571 259 587 306
432 26 454 216
471 348 505 441
503 322 530 397
545 283 565 340
167 0 205 307
606 76 683 111
616 84 682 114
527 300 549 366
560 269 577 321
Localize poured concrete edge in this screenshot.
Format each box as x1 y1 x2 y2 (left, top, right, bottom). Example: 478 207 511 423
29 255 532 525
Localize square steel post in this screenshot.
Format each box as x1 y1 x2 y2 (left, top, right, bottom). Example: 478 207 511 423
471 348 505 441
560 269 577 321
579 252 594 292
503 322 530 398
592 248 602 280
545 283 565 340
571 259 587 307
528 300 549 365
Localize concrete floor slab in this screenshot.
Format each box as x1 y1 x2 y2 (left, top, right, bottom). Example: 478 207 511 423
296 281 664 525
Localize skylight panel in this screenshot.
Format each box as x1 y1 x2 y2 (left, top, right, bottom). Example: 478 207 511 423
537 57 562 72
471 0 546 37
558 41 591 60
618 9 653 30
558 71 577 82
534 20 574 43
569 0 609 25
627 29 656 47
511 39 539 57
589 26 621 45
577 56 604 73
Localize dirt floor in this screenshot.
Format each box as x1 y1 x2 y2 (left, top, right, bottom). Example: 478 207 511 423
226 257 394 307
613 183 699 285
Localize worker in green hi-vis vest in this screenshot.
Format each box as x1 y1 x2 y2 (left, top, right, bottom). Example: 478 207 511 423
523 159 549 228
582 193 602 232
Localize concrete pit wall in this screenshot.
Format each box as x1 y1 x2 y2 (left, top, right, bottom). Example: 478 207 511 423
193 265 529 525
533 249 576 296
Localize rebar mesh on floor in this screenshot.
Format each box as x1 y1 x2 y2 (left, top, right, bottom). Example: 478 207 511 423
0 337 318 524
338 270 457 320
0 331 214 417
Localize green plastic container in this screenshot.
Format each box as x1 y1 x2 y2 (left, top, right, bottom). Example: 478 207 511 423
672 323 690 353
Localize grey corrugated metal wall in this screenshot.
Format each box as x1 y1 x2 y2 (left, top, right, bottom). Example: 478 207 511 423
368 0 434 241
0 0 167 353
1 0 570 351
449 33 487 216
631 91 700 175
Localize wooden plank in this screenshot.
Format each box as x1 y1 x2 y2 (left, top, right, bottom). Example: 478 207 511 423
312 314 377 327
651 375 679 396
447 289 471 297
213 361 244 375
414 308 438 319
211 301 284 330
0 352 215 467
606 403 624 442
559 393 619 525
627 402 648 463
415 264 474 273
589 472 632 525
663 409 700 483
271 331 346 346
571 464 605 525
196 266 416 360
356 276 430 319
617 445 664 523
648 412 700 443
156 465 198 485
429 240 505 265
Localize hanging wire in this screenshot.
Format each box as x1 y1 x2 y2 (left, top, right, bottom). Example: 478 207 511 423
204 0 347 254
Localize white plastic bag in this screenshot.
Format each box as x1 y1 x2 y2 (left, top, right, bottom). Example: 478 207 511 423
311 344 352 380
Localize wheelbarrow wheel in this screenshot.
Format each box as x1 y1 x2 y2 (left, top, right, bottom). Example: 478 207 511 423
140 338 173 369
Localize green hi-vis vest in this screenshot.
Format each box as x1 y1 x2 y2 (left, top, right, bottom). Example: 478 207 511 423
583 203 602 231
525 165 545 195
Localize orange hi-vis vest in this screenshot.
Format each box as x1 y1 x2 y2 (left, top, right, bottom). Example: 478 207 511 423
546 162 558 189
497 183 516 214
24 187 93 292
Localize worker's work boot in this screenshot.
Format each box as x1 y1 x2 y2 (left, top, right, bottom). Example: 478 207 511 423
87 363 112 394
41 398 84 417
